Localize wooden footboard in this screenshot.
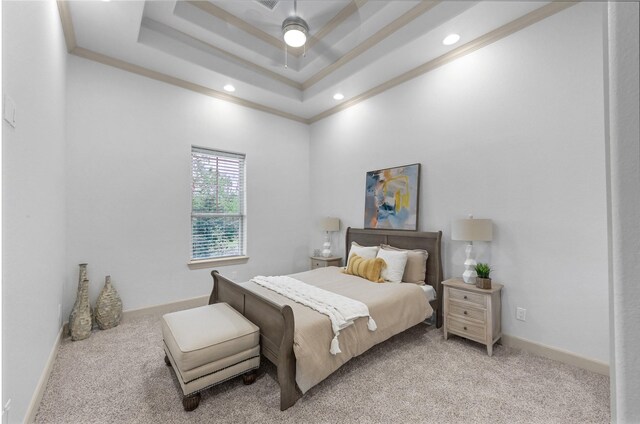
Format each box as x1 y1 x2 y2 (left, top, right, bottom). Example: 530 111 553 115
210 271 299 411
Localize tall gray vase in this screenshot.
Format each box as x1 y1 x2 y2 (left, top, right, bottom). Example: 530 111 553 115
95 275 122 330
68 263 86 333
69 264 92 341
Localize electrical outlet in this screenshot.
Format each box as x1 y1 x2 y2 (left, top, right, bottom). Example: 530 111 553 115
516 307 527 321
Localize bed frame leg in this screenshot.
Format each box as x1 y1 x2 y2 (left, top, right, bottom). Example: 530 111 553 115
278 305 299 410
278 360 299 411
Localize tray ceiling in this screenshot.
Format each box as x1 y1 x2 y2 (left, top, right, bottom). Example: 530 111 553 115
59 1 570 123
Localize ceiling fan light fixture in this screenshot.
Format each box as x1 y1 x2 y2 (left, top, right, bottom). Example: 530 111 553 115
282 16 309 48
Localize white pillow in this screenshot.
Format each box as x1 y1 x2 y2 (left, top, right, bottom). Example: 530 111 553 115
346 242 379 269
376 248 408 283
381 244 428 285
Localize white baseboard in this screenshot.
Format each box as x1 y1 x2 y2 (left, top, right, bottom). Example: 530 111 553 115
24 327 63 423
121 295 209 320
34 295 210 421
62 295 210 336
501 334 609 376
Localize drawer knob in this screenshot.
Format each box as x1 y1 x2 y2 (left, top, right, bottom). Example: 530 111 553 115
463 311 468 315
463 326 467 330
463 295 468 300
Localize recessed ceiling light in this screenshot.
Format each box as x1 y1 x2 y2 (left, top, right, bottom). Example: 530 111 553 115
442 34 460 46
223 84 236 93
333 93 344 100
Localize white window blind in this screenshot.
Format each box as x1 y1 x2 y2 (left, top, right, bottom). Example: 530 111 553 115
191 147 246 260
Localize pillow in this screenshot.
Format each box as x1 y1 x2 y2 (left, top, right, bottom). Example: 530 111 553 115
346 242 379 269
376 248 408 283
381 244 428 285
344 253 386 283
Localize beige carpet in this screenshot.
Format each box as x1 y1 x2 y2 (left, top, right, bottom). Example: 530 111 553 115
36 309 610 423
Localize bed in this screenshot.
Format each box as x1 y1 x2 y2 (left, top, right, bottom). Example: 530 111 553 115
209 227 443 410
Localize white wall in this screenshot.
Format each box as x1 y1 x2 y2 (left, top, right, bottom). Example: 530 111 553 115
309 3 609 363
607 2 640 421
65 56 310 315
2 1 68 422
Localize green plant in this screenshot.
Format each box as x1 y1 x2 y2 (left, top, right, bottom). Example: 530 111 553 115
475 263 491 279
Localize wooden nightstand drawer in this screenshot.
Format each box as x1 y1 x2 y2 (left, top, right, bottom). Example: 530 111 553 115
442 278 503 356
447 316 485 342
448 287 486 308
310 256 341 270
448 300 486 323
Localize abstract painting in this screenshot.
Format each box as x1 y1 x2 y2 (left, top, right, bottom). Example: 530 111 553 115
364 163 420 230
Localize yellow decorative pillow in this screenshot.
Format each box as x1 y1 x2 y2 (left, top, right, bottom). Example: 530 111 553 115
344 253 386 283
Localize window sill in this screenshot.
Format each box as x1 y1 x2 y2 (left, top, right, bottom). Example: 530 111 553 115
187 256 250 270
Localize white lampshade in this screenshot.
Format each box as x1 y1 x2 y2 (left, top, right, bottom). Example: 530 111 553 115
451 218 493 241
321 217 340 232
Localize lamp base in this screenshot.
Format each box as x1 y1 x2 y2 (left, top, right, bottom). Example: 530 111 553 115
462 270 477 285
462 242 477 284
322 239 331 258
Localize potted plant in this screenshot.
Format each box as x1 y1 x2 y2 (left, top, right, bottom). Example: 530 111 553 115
475 263 492 289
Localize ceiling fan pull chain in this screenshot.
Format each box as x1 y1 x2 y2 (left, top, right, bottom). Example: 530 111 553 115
285 44 288 69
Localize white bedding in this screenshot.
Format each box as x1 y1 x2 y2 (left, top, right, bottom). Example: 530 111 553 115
421 284 436 301
241 267 431 393
387 282 436 302
251 275 377 354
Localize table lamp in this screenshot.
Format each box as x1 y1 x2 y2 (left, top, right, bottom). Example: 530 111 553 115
321 217 340 257
451 215 493 284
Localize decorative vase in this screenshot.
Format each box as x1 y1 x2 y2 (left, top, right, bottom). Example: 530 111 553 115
476 277 492 290
69 264 92 341
68 263 87 332
95 275 122 330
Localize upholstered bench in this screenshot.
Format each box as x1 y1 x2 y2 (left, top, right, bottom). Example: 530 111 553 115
162 302 260 411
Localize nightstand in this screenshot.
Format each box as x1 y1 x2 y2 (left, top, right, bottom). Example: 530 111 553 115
310 256 342 270
442 278 503 356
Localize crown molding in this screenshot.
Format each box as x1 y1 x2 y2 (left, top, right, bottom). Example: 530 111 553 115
188 0 367 60
302 0 441 90
304 0 368 52
71 46 310 124
142 18 303 91
188 1 301 57
56 1 578 125
307 1 578 124
56 0 76 52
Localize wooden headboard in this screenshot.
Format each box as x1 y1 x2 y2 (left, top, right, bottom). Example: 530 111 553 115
345 227 444 327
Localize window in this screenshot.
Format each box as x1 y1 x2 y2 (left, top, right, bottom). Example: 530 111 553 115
191 147 246 261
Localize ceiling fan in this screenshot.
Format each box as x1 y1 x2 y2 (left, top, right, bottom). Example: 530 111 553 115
244 0 362 69
281 0 309 48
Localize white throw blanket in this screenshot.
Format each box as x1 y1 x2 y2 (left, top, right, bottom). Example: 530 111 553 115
251 275 377 355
